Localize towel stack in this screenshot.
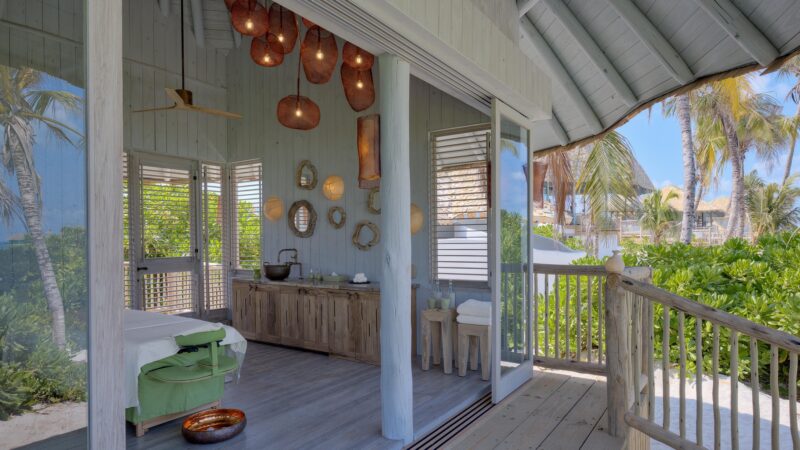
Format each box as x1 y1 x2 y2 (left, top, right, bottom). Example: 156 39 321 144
456 299 491 326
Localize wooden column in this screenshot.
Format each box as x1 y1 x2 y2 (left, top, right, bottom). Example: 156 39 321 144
605 258 633 438
87 0 125 448
378 54 414 444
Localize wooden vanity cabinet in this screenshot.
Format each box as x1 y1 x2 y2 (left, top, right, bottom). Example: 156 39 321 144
232 280 415 365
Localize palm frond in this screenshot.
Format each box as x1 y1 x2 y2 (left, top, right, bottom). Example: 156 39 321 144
25 89 81 117
0 181 20 226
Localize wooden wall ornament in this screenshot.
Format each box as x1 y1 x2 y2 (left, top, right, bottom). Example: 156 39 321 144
231 0 269 37
301 26 338 84
322 175 344 200
342 42 374 70
327 206 346 229
341 64 375 112
357 115 380 189
288 200 317 238
268 3 298 54
367 187 380 214
295 160 318 190
352 221 380 251
410 203 424 235
264 196 284 222
250 33 285 67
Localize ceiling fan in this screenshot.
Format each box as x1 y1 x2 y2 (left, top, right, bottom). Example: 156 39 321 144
134 0 241 119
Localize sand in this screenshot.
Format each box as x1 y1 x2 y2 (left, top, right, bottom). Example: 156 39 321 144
0 402 87 450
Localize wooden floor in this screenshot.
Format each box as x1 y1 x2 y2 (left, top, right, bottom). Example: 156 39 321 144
25 342 488 450
445 368 624 450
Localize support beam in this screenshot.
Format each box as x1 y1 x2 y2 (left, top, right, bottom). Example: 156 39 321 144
517 0 540 18
519 17 603 134
87 0 125 448
190 0 205 48
693 0 778 67
548 114 569 146
159 0 170 17
378 53 414 445
606 0 694 84
540 0 638 107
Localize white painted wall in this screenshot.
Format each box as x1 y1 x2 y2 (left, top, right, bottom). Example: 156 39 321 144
226 39 488 291
122 0 228 162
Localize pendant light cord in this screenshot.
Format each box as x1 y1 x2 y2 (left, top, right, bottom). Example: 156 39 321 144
180 0 185 90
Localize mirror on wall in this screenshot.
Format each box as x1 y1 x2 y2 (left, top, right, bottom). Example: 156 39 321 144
288 200 317 238
327 206 346 229
295 160 318 190
352 221 380 251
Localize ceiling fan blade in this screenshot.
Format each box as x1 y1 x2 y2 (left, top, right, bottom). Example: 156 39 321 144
132 105 177 113
189 104 243 119
165 88 186 105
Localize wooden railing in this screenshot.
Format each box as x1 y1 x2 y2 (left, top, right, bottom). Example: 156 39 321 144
605 264 800 450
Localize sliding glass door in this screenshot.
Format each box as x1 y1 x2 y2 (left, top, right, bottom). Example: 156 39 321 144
491 98 534 403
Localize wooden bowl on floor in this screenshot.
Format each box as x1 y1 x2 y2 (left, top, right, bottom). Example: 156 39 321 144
181 408 246 444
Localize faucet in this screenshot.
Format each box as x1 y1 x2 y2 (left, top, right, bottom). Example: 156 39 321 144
278 248 303 279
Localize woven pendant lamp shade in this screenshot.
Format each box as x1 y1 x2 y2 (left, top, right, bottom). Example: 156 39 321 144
302 17 316 28
301 26 338 84
277 95 320 130
231 0 268 37
342 42 374 70
357 114 380 189
269 3 298 54
224 0 236 11
250 33 284 67
341 64 375 112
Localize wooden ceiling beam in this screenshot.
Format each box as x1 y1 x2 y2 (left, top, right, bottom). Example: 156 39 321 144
540 0 638 107
159 0 170 17
517 0 540 18
190 0 205 49
606 0 694 84
693 0 778 67
519 16 603 134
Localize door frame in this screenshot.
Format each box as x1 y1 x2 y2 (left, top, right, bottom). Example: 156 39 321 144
490 98 535 403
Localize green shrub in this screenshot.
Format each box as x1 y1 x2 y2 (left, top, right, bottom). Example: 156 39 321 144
0 363 31 420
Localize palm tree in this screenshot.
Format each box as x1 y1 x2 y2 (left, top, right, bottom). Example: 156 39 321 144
535 131 638 256
0 67 83 349
639 190 679 244
776 56 800 185
693 76 787 240
663 93 697 244
744 171 800 241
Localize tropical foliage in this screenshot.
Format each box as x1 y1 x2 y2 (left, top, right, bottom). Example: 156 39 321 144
532 224 584 251
639 190 679 243
744 172 800 240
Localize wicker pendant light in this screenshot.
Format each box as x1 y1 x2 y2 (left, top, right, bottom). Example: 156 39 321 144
277 56 320 130
342 42 374 70
224 0 237 11
269 3 298 54
301 26 338 84
250 33 284 67
341 64 375 112
231 0 269 37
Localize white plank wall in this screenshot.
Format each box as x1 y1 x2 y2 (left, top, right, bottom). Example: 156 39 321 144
225 39 486 288
122 0 228 162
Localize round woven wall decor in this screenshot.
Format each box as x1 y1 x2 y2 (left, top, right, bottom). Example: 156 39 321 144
352 221 380 251
327 206 346 229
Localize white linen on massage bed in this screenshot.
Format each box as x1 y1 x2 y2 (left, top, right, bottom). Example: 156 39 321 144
123 309 247 408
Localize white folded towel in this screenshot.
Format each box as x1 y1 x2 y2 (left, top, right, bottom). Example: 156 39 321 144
457 299 491 317
457 314 491 326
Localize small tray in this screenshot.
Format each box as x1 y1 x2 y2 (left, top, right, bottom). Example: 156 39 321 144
182 408 246 444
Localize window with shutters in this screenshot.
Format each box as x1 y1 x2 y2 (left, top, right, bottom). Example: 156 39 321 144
430 124 491 284
231 161 262 271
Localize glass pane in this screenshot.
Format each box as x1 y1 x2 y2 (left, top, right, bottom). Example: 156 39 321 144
0 0 88 446
499 115 530 374
140 165 193 259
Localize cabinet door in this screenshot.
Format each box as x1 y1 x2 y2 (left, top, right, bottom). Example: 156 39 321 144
328 293 359 358
232 282 259 340
256 287 281 344
279 289 304 347
302 291 329 351
357 294 381 365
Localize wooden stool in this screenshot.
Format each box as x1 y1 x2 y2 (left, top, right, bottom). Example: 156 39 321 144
421 309 457 374
457 323 490 381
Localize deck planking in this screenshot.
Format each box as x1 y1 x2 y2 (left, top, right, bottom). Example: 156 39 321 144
445 368 623 450
23 342 488 450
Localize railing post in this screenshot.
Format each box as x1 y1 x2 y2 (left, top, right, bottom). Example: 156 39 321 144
605 251 633 438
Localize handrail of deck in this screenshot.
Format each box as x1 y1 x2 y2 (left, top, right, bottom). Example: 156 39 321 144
604 268 800 450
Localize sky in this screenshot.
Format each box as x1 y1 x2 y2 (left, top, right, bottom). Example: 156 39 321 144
617 70 798 201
